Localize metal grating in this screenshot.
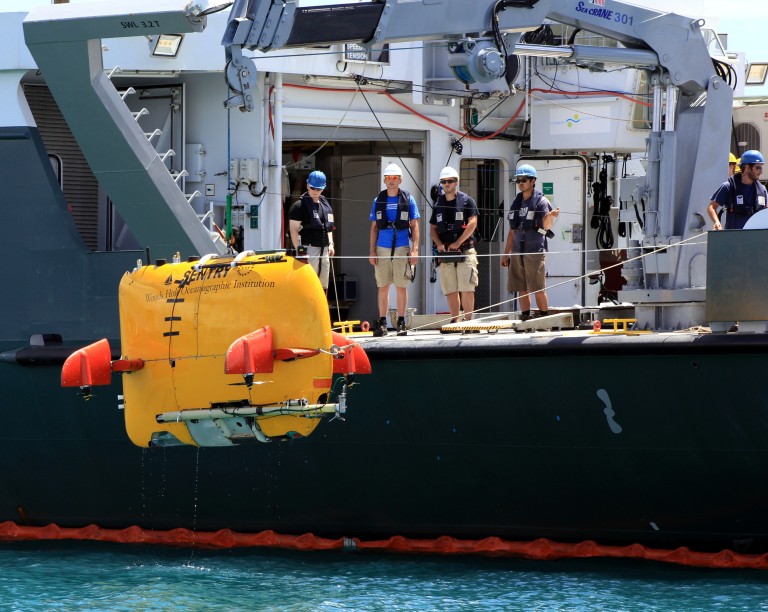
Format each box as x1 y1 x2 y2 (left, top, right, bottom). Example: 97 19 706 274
733 122 760 157
24 84 99 250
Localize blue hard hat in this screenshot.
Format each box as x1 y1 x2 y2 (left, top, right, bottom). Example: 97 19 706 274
739 150 764 166
307 170 327 189
515 164 537 178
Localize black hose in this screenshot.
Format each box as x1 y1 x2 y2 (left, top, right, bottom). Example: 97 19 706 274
592 165 614 250
596 203 614 250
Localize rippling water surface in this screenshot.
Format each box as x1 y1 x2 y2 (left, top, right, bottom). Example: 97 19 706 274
1 543 767 611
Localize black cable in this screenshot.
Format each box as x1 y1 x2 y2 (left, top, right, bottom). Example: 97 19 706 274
596 204 614 249
491 0 544 54
520 25 554 45
492 2 507 55
592 160 614 250
199 2 234 17
712 58 737 90
533 62 570 95
590 160 602 230
567 28 582 46
617 155 629 238
356 84 433 209
633 199 645 230
491 0 544 53
461 93 526 141
532 63 653 100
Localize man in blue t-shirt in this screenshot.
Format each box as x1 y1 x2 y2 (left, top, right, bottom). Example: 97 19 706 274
368 163 420 336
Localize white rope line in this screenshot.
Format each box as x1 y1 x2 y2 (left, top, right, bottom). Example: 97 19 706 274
312 238 707 261
402 233 707 332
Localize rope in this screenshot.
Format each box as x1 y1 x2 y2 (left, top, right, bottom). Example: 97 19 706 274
403 233 708 332
287 239 707 262
329 255 342 323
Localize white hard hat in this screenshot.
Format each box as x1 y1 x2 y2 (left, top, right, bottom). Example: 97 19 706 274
439 166 459 181
383 163 403 177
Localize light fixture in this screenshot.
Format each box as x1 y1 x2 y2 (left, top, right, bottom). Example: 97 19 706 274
746 62 768 86
150 34 184 58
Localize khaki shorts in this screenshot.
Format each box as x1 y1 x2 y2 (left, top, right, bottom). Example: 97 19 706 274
507 252 546 293
374 245 413 288
306 245 331 289
439 248 478 294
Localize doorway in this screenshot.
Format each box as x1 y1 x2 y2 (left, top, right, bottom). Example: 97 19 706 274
282 135 426 324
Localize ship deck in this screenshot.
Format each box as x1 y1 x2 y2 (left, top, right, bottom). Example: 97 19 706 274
345 315 768 359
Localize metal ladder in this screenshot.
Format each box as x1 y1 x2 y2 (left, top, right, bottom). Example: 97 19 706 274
110 67 227 251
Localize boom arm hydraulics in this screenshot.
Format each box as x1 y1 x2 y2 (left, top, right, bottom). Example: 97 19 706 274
223 0 732 299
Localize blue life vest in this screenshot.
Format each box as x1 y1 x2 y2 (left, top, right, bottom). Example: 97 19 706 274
508 190 550 253
508 190 547 231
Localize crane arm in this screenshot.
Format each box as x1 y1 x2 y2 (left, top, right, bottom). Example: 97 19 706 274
223 0 717 111
222 0 732 299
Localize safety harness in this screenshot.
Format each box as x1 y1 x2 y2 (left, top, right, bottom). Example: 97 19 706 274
298 193 334 276
508 189 548 253
435 191 475 266
435 191 474 247
299 193 334 248
727 173 768 217
374 189 412 257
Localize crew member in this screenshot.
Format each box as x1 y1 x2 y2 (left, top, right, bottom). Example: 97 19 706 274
501 164 560 321
728 152 739 178
429 166 479 322
288 170 335 288
707 150 767 230
369 163 420 336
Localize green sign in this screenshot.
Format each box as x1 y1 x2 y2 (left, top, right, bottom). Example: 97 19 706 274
543 182 554 195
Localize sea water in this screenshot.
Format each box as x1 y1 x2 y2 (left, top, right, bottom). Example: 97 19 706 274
0 542 766 611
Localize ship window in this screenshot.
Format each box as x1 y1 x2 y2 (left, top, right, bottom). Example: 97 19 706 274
733 122 761 156
701 28 727 59
49 154 62 187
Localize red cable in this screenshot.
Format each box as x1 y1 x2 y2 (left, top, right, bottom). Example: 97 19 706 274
282 83 649 141
382 91 526 141
284 83 524 140
284 83 526 140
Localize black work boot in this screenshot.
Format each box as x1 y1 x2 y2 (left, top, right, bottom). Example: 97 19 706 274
372 317 388 337
396 316 407 336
